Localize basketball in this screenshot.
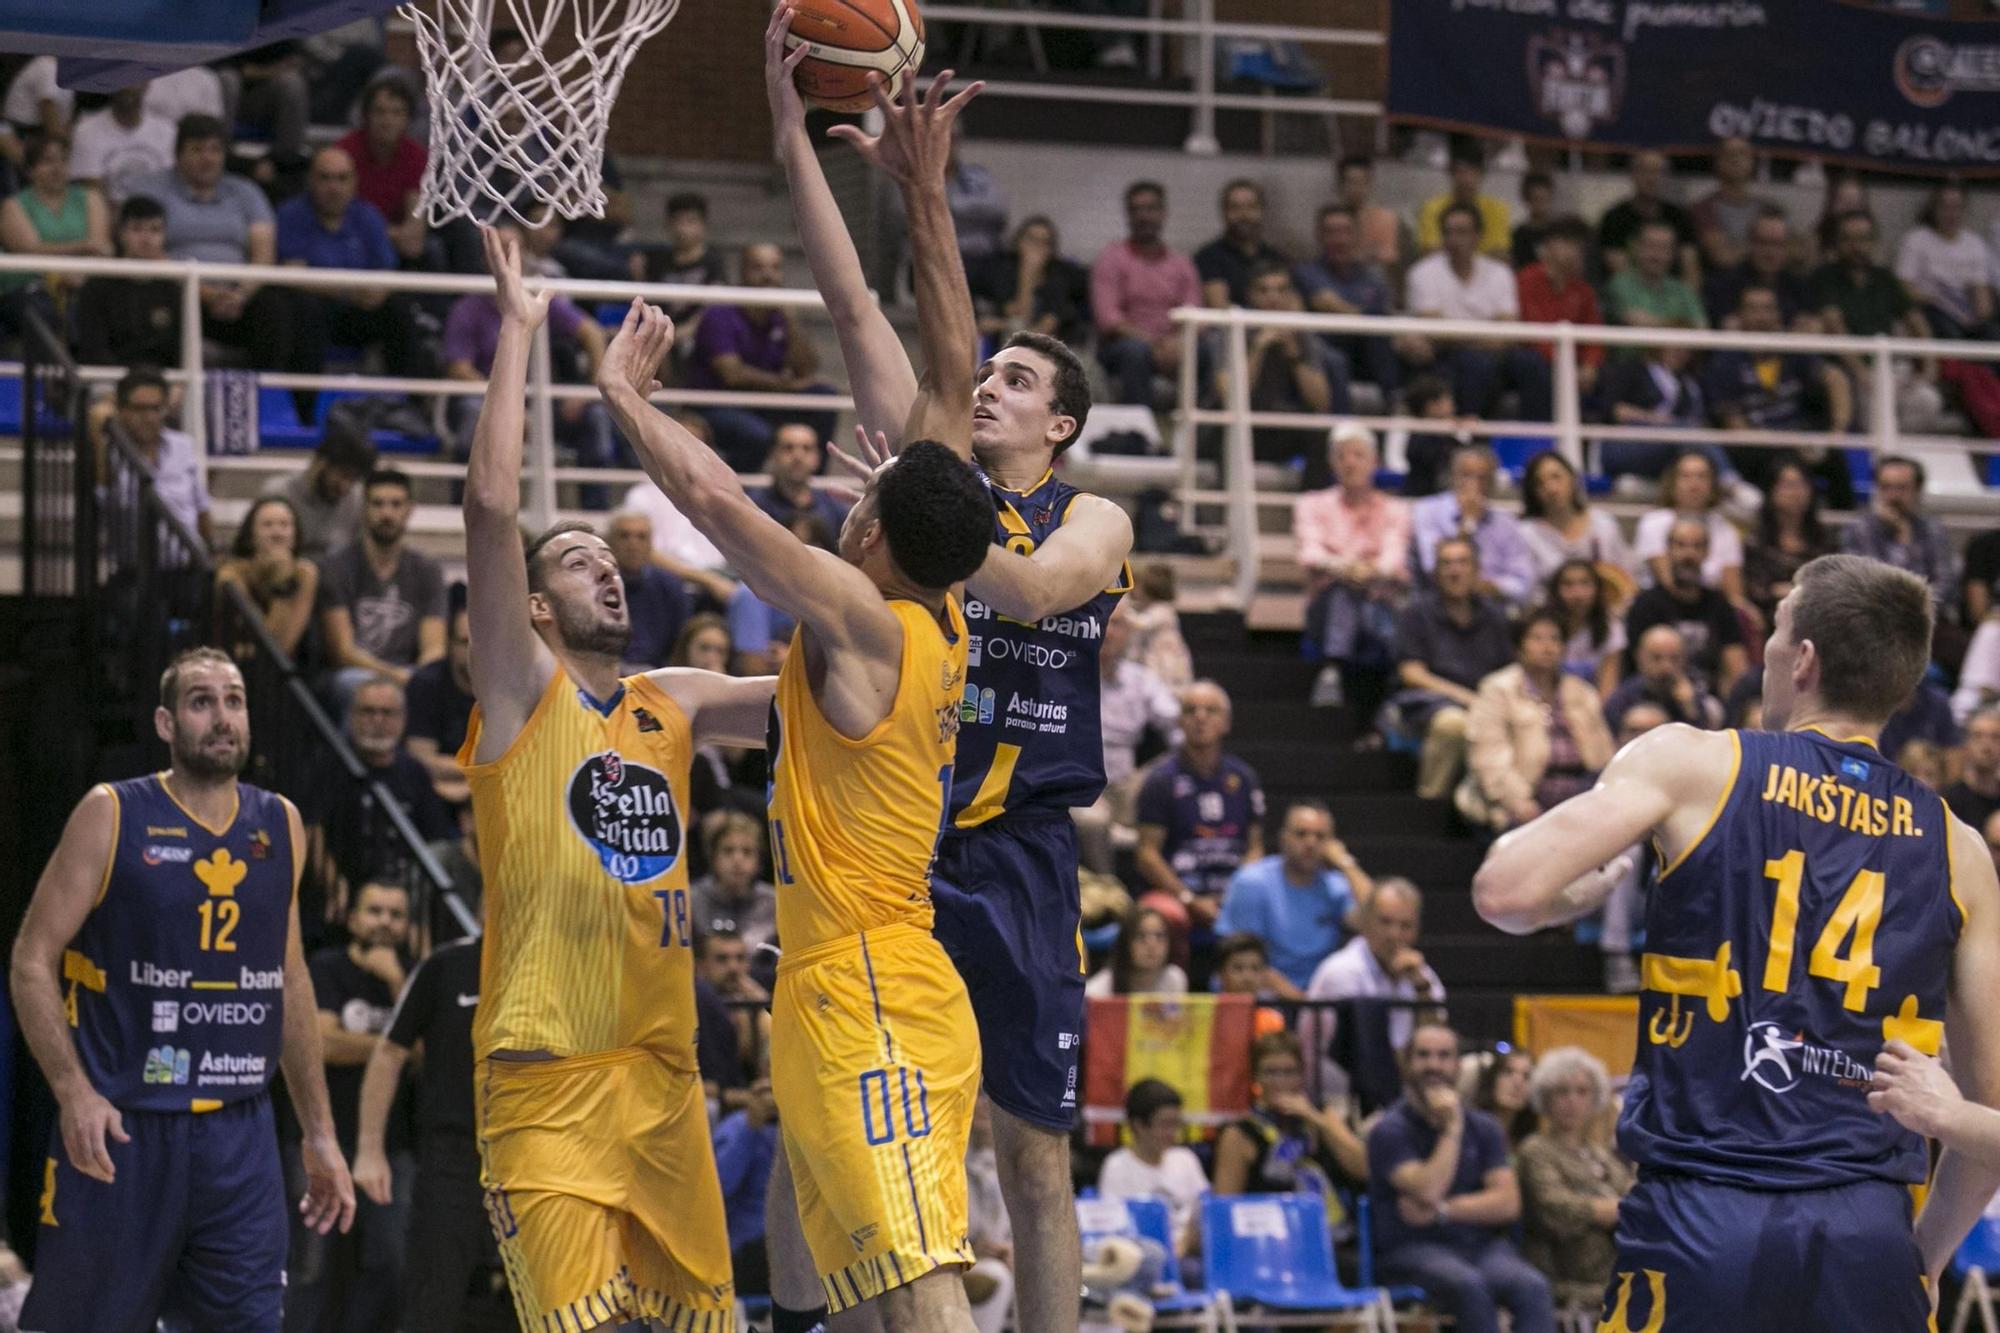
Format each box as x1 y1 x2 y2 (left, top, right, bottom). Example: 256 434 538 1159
783 0 926 114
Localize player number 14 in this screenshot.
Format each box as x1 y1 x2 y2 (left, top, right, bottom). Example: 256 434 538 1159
1761 849 1883 1011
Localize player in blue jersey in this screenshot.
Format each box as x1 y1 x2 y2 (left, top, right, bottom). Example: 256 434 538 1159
9 647 355 1332
1472 554 2000 1331
765 17 1133 1330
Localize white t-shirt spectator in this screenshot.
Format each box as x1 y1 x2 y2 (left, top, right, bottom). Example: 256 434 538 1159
4 56 73 130
620 481 725 571
1085 964 1188 998
143 68 228 127
133 167 276 265
1305 935 1445 1053
1097 1146 1210 1246
69 108 177 202
146 427 213 539
1101 657 1180 786
1895 226 1995 330
1632 509 1744 589
1404 251 1520 322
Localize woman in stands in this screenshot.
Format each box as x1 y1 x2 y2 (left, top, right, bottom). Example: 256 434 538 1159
1742 455 1833 631
1212 1031 1366 1201
1462 611 1614 833
1518 450 1636 596
1469 1048 1537 1149
1515 1047 1632 1312
1546 560 1625 697
1086 904 1189 998
1632 449 1746 601
0 129 110 330
1896 181 1995 341
671 613 763 876
215 495 319 658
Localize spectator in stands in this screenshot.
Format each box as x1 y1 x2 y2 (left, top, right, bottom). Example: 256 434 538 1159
335 77 426 262
1898 739 1947 792
696 928 769 1088
1703 207 1814 329
215 495 318 657
308 676 456 915
691 810 778 957
1469 1050 1536 1149
293 879 412 1332
1213 934 1292 1035
1897 181 1993 341
1296 424 1411 697
1411 445 1537 604
1690 137 1775 273
1516 1048 1632 1312
1216 260 1347 461
1294 203 1398 396
1880 676 1960 773
636 191 728 326
217 42 312 177
1840 454 1957 615
969 214 1091 349
104 365 213 547
1602 624 1723 731
1135 680 1266 937
1462 610 1614 832
1394 535 1516 799
1604 219 1706 330
67 85 175 203
260 422 374 561
1306 878 1445 1054
1400 374 1475 500
606 507 691 672
1098 1079 1208 1259
1401 203 1553 422
1093 180 1203 406
1705 285 1854 502
1368 1022 1554 1333
403 598 473 807
1945 708 2000 830
750 421 848 532
4 56 71 141
142 66 226 134
1196 178 1289 308
1217 798 1371 993
683 240 835 470
1597 150 1698 283
712 1064 779 1300
1509 172 1557 271
72 194 179 367
1548 559 1626 696
946 125 1008 264
278 146 433 388
1966 525 2000 627
1337 154 1408 275
1518 450 1635 588
1810 210 1943 430
136 114 322 419
0 130 109 323
1415 145 1510 258
1086 904 1189 997
1515 217 1603 395
1214 1030 1367 1195
1075 604 1180 874
318 468 446 693
1633 450 1745 598
1742 458 1835 631
1598 344 1717 484
1625 518 1748 696
1124 561 1194 688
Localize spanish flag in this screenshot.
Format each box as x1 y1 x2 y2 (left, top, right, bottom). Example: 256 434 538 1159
1082 994 1256 1147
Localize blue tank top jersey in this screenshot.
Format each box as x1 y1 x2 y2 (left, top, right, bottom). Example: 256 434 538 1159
1620 728 1960 1189
66 775 296 1113
950 470 1130 828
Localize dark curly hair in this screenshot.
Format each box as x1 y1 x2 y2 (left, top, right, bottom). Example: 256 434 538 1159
874 442 993 591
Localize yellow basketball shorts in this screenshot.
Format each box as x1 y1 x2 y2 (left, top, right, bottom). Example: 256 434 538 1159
477 1046 735 1332
772 922 981 1313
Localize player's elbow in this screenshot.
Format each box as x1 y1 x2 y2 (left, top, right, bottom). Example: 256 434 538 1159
1472 862 1542 936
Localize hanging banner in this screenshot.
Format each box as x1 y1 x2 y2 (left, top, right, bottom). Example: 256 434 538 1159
1387 1 2000 176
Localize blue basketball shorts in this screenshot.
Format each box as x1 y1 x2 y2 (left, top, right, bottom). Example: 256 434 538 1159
1598 1171 1928 1333
931 812 1086 1133
20 1093 288 1333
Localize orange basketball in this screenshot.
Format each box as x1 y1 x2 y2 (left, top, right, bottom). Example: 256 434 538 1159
784 0 927 114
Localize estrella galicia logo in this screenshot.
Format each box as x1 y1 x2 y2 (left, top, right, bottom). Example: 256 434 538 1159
565 750 682 883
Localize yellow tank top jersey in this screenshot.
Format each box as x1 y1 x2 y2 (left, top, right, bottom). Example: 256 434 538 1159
458 669 698 1062
767 597 968 953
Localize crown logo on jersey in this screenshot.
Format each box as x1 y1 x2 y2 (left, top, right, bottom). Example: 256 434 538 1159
1597 1269 1666 1333
195 849 247 899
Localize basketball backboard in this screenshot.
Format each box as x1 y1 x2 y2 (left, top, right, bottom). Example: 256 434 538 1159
0 0 400 91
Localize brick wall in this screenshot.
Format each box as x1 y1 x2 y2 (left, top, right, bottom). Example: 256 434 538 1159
608 2 771 162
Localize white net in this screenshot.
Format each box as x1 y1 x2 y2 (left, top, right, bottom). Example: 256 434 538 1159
401 0 680 226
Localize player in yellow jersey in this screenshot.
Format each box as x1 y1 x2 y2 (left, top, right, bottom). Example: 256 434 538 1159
459 226 774 1333
594 284 995 1329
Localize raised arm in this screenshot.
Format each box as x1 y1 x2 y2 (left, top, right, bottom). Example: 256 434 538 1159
764 5 917 438
462 225 558 758
649 669 778 750
827 68 985 457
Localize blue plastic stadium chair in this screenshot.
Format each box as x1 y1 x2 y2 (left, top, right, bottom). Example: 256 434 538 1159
1200 1193 1392 1329
1951 1215 2000 1333
1076 1195 1227 1332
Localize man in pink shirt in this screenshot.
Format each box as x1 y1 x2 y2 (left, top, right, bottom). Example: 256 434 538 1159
1296 423 1412 707
1093 179 1204 404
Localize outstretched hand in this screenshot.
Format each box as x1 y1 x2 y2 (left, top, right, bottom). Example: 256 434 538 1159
824 426 897 506
479 224 551 331
763 4 813 140
827 69 985 189
597 300 675 402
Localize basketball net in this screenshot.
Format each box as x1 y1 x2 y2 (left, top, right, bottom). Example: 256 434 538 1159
401 0 680 226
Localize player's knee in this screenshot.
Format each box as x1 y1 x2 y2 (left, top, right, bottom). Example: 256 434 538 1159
878 1266 971 1332
991 1114 1070 1194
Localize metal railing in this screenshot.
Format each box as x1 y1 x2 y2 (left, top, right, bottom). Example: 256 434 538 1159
924 0 1384 155
1172 305 2000 604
